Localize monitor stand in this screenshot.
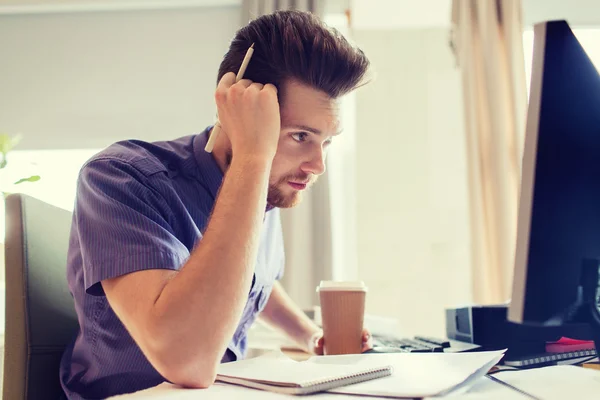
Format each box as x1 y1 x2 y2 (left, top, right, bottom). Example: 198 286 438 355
543 259 600 357
570 259 600 356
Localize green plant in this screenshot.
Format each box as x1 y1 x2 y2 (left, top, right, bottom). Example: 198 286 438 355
0 133 40 185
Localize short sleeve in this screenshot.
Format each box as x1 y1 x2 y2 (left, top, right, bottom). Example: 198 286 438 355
73 158 190 296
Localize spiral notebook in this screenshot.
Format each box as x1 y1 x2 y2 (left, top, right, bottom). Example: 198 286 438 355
216 351 393 395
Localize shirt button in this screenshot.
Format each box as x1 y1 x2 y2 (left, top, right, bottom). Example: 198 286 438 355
167 164 178 176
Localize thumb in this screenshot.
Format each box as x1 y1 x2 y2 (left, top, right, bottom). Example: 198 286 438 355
315 336 325 355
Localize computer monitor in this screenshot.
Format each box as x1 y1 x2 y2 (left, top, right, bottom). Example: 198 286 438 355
508 20 600 350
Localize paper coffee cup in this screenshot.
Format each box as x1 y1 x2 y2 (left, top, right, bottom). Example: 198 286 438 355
316 281 367 355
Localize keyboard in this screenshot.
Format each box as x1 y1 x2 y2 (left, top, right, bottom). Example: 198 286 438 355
504 348 598 368
371 335 451 353
372 333 598 368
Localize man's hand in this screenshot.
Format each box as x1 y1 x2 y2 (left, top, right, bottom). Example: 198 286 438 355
215 72 281 161
309 328 373 355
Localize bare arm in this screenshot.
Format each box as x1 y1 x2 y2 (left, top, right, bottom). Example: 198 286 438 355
259 282 322 353
102 73 281 388
260 282 374 356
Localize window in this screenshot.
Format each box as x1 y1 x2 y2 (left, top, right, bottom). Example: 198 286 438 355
0 149 100 242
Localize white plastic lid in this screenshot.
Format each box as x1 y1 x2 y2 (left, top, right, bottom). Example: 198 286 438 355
316 280 368 292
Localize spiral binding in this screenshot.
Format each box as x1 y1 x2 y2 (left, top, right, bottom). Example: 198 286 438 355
296 365 393 395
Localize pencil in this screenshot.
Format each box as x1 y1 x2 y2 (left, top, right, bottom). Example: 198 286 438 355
205 43 255 153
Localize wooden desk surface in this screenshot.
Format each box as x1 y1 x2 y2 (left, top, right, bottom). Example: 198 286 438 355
281 347 311 361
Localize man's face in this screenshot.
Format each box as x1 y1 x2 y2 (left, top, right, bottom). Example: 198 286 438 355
267 80 341 208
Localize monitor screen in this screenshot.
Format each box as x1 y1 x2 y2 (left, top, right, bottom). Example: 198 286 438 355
508 20 600 325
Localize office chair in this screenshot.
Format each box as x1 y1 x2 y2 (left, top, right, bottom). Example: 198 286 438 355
3 194 79 400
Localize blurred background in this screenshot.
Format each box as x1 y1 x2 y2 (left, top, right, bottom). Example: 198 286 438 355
1 0 600 339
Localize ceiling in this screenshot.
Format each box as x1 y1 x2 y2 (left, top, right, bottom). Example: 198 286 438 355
1 0 600 29
0 0 239 13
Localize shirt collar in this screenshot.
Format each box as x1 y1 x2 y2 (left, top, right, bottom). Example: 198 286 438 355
193 126 275 213
192 127 225 201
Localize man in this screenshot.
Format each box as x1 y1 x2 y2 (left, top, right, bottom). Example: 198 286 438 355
60 10 371 399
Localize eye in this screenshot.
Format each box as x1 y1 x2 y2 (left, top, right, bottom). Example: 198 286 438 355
323 137 333 147
291 132 309 142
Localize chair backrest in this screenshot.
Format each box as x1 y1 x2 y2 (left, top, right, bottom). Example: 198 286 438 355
3 194 79 400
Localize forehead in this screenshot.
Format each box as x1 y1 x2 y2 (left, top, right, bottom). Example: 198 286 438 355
280 80 341 133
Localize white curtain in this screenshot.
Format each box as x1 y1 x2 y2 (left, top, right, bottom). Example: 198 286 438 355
450 0 528 304
241 1 357 308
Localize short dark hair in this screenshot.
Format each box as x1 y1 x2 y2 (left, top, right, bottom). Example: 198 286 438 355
217 10 370 100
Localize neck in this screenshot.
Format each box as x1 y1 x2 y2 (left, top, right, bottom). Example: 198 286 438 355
209 126 230 174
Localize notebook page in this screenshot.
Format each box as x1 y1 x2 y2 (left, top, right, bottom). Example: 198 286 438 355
217 351 389 386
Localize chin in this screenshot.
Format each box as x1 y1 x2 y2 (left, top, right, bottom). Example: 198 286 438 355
268 190 302 209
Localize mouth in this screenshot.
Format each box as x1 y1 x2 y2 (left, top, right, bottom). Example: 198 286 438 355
288 181 308 191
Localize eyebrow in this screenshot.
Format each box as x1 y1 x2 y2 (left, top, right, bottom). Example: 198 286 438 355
283 124 343 136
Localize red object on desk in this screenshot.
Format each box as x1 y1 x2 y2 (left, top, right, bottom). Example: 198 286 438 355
546 337 596 353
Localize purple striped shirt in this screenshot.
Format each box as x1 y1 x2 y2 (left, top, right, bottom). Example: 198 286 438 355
59 129 285 399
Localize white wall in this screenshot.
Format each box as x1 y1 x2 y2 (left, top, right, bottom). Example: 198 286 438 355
352 28 472 338
351 0 451 30
0 6 240 150
0 5 474 339
523 0 600 27
0 6 355 315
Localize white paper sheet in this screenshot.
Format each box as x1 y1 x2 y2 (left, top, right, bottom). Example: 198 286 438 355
322 350 506 398
107 350 506 399
426 375 531 399
493 365 600 400
106 381 386 399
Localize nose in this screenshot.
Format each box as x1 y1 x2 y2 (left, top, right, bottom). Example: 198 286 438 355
301 147 326 176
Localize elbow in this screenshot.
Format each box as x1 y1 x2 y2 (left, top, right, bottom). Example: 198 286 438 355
146 336 221 388
160 363 218 389
144 313 222 388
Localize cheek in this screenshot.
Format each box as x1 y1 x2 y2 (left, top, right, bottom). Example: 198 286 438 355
277 137 297 154
269 155 287 182
270 152 299 183
278 137 313 162
273 138 302 168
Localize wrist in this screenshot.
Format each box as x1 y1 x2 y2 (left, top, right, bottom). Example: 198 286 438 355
229 154 273 173
231 153 274 169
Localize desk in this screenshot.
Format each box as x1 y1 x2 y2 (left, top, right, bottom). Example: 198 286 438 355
107 324 524 400
106 321 600 399
107 375 524 399
108 367 600 400
245 321 312 361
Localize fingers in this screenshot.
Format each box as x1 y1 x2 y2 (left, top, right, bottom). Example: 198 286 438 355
216 73 275 100
362 335 374 352
234 78 254 89
310 330 325 356
215 74 254 103
263 83 278 95
362 329 370 340
316 333 372 355
315 336 325 355
212 71 281 159
362 328 373 352
236 80 275 94
229 80 264 100
217 72 236 91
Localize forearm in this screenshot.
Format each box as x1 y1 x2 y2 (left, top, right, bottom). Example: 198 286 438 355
260 282 321 353
151 157 271 374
